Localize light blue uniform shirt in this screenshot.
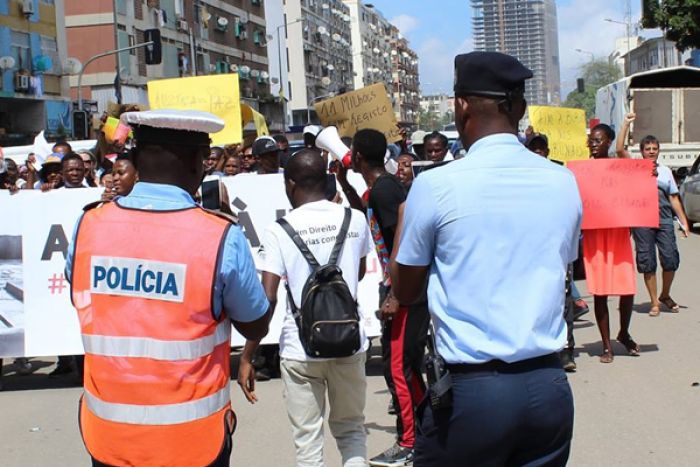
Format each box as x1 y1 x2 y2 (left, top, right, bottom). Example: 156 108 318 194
66 182 268 323
396 134 582 364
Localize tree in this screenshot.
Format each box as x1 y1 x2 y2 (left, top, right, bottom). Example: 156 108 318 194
563 59 622 119
652 0 700 52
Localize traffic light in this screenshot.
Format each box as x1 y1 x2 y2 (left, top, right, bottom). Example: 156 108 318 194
577 78 585 93
144 29 162 65
73 110 89 140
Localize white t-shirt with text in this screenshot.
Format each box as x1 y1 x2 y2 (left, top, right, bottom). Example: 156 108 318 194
260 200 373 361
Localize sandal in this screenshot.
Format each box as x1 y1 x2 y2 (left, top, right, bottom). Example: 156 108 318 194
600 349 614 363
617 334 640 356
649 305 660 317
659 296 680 313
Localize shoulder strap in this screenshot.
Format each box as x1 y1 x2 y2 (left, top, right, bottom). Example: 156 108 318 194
276 217 321 269
329 208 352 266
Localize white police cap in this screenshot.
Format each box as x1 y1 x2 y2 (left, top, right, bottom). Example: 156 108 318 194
121 109 225 134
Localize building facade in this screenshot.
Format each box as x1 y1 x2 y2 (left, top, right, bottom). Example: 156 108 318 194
0 0 70 145
390 28 419 127
471 0 561 105
624 37 693 76
66 0 274 127
344 1 392 91
284 0 353 126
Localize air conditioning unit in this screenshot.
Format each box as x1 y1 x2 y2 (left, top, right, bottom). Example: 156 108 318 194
21 0 34 16
14 73 30 92
177 19 189 32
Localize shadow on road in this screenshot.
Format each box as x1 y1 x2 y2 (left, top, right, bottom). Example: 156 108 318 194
633 301 690 315
0 358 81 392
365 422 395 434
576 340 659 358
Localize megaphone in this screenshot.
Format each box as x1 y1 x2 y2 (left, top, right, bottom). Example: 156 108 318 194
315 126 352 169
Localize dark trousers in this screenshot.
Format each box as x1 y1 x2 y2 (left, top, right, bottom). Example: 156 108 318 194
380 287 430 448
414 355 574 467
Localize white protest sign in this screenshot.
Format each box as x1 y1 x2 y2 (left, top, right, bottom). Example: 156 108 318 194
0 175 381 357
221 173 382 346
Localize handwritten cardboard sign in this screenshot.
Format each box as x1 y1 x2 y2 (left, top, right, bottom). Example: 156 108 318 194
314 83 401 143
568 159 659 230
148 74 242 145
529 106 589 162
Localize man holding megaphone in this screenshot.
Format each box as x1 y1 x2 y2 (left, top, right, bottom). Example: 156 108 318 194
320 127 429 466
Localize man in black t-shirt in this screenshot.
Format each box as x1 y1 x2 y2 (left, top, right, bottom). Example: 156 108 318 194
350 129 429 467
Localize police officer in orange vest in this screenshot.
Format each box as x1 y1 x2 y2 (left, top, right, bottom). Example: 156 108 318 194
66 109 271 467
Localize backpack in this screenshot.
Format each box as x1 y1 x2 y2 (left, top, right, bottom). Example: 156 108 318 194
277 208 362 358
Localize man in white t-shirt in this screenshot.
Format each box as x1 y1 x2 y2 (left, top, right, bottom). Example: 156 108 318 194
248 149 372 467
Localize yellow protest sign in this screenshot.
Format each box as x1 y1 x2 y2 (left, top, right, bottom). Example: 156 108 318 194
528 106 589 162
148 74 242 145
314 83 401 143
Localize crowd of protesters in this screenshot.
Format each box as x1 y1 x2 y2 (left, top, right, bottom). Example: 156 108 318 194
0 61 692 466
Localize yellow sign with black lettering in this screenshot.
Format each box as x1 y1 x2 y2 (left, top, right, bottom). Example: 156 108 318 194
314 83 401 143
528 106 588 162
148 74 242 145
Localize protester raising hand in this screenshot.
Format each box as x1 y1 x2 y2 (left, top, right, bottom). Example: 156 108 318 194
616 112 636 158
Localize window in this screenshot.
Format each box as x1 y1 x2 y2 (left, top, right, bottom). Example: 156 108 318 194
11 31 30 71
40 36 60 74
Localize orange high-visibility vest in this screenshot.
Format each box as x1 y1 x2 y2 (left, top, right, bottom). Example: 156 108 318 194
71 202 233 467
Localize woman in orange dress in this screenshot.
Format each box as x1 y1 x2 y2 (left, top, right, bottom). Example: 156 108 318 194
583 124 640 363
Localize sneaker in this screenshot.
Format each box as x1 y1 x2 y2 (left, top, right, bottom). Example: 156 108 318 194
559 348 577 373
48 364 73 378
573 299 589 321
369 443 414 467
14 358 32 376
387 400 396 416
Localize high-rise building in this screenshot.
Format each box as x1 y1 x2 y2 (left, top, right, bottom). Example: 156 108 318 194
471 0 560 105
0 0 71 144
284 0 354 126
66 1 273 121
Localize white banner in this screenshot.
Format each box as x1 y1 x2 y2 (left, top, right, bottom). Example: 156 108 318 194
0 174 381 357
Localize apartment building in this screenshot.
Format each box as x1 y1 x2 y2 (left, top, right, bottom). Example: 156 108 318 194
66 0 272 117
390 28 419 126
0 0 70 144
284 0 353 126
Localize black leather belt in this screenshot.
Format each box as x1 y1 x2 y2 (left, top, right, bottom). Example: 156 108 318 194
446 353 560 374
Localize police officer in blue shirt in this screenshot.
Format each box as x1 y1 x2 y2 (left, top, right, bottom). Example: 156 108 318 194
389 52 582 466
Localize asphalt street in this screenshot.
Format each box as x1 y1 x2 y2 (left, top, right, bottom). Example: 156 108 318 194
1 229 699 466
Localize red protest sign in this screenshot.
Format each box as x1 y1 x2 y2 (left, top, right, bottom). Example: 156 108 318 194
568 159 659 230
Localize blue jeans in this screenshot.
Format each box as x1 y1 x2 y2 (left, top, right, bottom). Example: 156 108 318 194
414 355 574 467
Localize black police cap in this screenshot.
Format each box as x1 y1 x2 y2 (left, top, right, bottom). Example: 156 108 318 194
454 52 533 99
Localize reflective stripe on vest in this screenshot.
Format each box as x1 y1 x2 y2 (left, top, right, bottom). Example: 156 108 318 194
82 321 231 361
84 383 231 426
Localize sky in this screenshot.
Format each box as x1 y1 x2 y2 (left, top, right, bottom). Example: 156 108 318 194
368 0 645 99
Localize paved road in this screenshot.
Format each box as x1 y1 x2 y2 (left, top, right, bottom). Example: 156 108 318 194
1 231 699 466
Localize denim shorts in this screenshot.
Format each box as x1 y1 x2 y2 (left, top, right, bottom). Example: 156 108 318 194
632 225 680 273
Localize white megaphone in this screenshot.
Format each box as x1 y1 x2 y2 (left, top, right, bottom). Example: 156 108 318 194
315 126 352 169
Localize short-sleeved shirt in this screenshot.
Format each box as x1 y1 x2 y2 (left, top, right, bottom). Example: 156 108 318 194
396 134 582 364
259 200 373 361
656 164 679 225
65 182 268 323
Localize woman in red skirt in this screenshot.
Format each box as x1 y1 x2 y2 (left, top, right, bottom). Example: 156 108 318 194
584 124 640 363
